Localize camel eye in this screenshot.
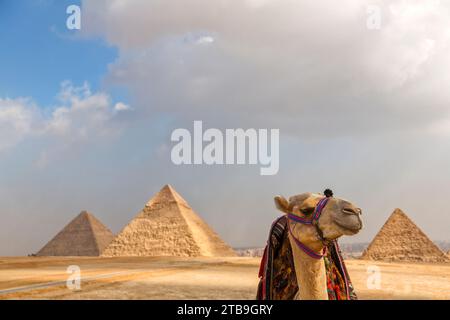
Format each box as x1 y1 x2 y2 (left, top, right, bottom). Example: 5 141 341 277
300 207 315 215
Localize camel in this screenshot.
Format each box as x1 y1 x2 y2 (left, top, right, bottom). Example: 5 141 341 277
271 191 363 300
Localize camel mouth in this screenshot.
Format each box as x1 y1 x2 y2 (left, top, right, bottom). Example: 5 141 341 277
334 218 362 235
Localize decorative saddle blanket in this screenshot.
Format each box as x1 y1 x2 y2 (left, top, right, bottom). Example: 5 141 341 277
256 215 357 300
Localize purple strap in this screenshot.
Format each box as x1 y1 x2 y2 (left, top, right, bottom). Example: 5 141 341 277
313 197 330 221
287 213 313 225
289 226 325 259
287 196 331 259
288 197 330 226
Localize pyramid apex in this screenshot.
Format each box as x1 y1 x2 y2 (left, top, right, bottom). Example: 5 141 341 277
392 208 406 214
144 184 189 207
162 184 176 192
389 208 411 221
162 184 184 196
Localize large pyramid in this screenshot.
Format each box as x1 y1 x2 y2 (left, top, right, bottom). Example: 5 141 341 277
37 211 114 256
102 185 236 257
361 209 448 263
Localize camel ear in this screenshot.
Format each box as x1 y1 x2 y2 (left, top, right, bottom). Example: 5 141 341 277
274 195 290 214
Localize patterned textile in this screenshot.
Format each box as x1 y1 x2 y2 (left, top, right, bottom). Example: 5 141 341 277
256 215 357 300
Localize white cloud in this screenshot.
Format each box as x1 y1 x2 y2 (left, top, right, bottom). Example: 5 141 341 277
0 82 131 152
82 0 450 137
46 82 122 141
114 102 131 112
0 98 38 151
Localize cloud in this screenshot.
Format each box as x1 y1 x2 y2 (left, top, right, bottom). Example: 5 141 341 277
114 102 131 112
45 81 127 142
0 98 38 151
0 82 131 153
81 0 450 138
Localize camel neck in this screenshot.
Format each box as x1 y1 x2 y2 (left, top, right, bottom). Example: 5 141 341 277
289 235 328 300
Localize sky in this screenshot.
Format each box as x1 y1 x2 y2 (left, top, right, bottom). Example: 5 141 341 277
0 0 450 255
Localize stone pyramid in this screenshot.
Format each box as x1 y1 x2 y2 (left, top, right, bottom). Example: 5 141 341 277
37 211 114 256
361 209 448 263
102 185 236 257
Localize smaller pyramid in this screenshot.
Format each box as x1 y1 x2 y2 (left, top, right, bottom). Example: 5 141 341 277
37 211 114 256
102 185 236 257
361 209 448 263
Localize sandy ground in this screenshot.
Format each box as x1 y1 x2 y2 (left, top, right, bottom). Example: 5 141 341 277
0 257 449 300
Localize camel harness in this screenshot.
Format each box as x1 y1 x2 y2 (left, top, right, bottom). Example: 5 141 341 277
287 197 331 259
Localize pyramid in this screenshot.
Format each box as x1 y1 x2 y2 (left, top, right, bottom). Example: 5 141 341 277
37 211 114 256
102 185 236 257
361 209 448 263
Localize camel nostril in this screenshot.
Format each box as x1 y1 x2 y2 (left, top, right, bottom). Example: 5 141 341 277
342 207 358 215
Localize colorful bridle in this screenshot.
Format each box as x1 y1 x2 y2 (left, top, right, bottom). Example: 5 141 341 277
287 196 331 259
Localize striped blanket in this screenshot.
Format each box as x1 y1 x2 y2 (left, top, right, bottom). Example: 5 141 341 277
256 216 357 300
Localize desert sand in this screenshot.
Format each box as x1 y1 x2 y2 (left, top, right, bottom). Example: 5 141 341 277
0 257 449 300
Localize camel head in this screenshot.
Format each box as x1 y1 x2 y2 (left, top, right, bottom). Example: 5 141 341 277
274 191 363 250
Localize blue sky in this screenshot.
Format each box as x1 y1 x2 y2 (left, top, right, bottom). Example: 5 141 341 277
0 0 118 106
